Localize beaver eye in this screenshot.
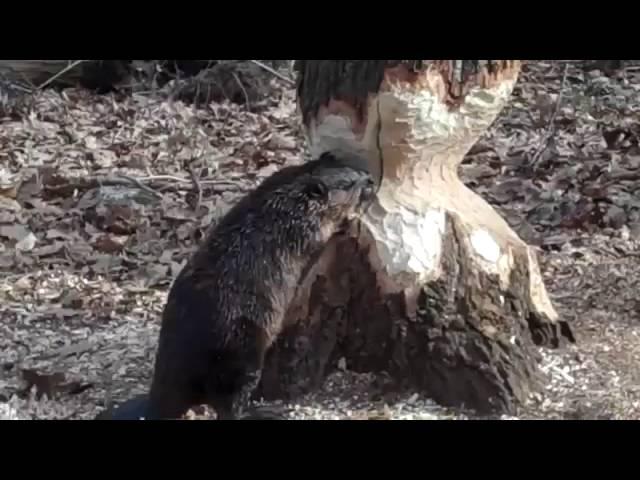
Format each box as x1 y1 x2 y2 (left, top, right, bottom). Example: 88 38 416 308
307 181 327 199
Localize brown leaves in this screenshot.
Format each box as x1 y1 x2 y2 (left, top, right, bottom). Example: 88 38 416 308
0 225 37 251
94 205 137 235
0 75 302 418
93 234 127 254
466 61 640 237
0 224 31 241
0 183 19 199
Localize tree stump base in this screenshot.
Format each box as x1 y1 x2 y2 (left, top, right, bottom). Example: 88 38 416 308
259 216 573 415
257 61 575 415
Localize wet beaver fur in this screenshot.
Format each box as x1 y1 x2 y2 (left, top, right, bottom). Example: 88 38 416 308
97 151 376 420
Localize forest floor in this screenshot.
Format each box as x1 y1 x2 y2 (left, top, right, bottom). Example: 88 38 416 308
1 60 640 420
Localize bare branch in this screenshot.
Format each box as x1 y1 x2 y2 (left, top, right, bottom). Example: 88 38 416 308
232 71 250 108
115 175 163 199
531 63 570 167
187 163 203 212
250 60 295 85
37 60 88 90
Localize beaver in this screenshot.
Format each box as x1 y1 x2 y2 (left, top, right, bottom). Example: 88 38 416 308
97 151 376 420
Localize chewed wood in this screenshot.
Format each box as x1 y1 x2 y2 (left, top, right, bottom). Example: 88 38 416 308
257 60 575 415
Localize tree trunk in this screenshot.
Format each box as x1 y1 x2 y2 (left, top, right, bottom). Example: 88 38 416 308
257 60 575 415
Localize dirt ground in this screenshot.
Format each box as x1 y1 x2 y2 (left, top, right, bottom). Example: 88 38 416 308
1 60 640 420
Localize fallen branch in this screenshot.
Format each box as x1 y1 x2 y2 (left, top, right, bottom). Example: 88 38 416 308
114 175 163 199
37 341 93 361
42 175 163 201
600 171 640 189
186 163 203 212
38 60 88 90
531 62 570 168
232 71 250 107
250 60 295 85
135 174 241 187
43 173 249 202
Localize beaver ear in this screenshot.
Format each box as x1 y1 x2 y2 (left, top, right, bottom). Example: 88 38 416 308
306 181 328 199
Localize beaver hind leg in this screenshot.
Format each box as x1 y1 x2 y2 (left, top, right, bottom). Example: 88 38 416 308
208 373 288 420
210 370 287 420
205 351 287 420
147 378 202 420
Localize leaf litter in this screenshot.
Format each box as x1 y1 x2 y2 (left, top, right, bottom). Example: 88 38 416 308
2 60 640 419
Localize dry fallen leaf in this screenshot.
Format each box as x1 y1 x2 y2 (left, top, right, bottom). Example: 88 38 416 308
141 264 169 287
93 234 127 253
46 229 72 240
32 241 64 257
16 232 37 252
14 275 32 290
268 133 297 150
171 260 186 278
0 197 21 213
0 184 19 199
0 224 30 241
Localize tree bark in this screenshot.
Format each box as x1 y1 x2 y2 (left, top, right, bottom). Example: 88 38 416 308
258 60 575 415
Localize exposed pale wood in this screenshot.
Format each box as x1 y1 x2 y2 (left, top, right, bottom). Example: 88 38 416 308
258 60 575 415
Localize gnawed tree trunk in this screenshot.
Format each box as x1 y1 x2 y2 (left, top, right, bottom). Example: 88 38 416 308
258 60 575 415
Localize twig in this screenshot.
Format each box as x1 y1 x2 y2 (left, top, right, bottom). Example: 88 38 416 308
531 63 570 168
44 173 244 198
600 172 640 189
551 364 575 385
250 60 295 85
187 163 203 212
2 65 38 92
232 71 250 108
43 175 163 199
0 72 32 93
135 174 239 187
37 60 88 90
38 341 93 361
115 175 163 199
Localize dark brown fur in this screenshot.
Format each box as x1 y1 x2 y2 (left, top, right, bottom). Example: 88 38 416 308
137 152 375 420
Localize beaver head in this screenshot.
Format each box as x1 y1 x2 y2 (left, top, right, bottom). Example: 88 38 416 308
297 160 376 219
252 156 376 248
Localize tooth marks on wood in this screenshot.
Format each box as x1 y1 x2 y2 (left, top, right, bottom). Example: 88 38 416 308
295 60 389 128
258 209 566 414
381 60 521 108
295 60 522 127
435 60 521 103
